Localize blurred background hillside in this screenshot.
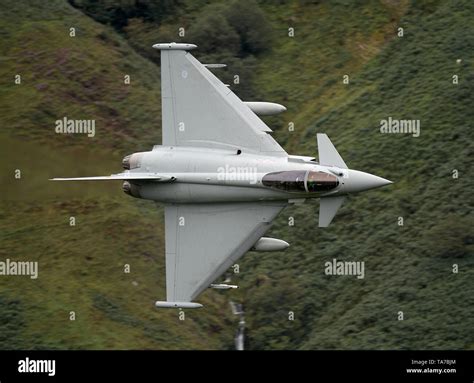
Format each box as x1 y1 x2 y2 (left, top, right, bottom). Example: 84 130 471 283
0 0 473 349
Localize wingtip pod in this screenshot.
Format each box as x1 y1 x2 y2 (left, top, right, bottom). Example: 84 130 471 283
152 42 197 51
155 301 203 309
244 102 287 116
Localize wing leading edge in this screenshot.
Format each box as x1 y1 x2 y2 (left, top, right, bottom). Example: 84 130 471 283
50 173 174 182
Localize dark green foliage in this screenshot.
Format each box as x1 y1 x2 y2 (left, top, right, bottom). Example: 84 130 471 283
186 0 272 57
0 297 27 349
68 0 178 29
187 8 241 56
223 0 273 55
423 216 474 259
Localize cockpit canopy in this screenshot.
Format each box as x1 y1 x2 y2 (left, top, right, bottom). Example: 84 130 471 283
262 170 339 193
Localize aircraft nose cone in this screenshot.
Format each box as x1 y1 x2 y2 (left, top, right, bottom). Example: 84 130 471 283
344 170 392 193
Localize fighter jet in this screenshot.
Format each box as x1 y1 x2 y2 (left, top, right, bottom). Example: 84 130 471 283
51 42 392 309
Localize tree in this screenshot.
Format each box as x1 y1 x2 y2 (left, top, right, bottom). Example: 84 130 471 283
187 8 241 56
223 0 273 55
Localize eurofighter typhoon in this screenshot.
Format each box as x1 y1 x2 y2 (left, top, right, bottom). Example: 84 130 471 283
51 43 392 309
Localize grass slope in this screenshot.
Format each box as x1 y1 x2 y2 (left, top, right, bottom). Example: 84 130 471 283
240 0 474 349
0 0 234 349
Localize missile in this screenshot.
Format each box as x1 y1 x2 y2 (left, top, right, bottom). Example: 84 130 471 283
252 237 290 252
210 283 239 290
155 301 203 309
244 102 287 116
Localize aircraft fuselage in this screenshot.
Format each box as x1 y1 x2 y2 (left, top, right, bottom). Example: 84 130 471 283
122 146 388 203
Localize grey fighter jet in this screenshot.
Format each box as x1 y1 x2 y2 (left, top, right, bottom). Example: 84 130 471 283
52 43 392 309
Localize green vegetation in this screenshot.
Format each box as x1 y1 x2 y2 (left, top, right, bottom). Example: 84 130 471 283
0 0 473 349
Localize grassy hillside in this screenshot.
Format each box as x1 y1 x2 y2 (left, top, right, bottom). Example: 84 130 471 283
0 0 234 349
1 0 473 349
241 0 474 349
